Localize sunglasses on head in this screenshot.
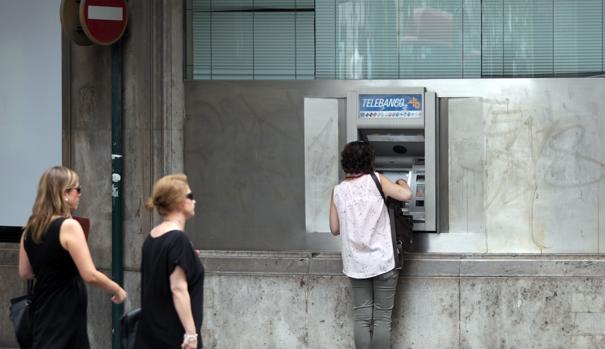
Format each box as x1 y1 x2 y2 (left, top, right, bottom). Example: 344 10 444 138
186 192 194 200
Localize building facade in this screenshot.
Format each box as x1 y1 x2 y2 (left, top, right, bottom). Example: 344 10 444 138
2 1 605 348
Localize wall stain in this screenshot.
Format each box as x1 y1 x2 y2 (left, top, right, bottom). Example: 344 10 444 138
483 97 604 251
78 83 96 127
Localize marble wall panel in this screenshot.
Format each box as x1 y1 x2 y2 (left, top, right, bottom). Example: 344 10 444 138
393 277 460 349
439 97 487 253
306 276 354 348
304 98 339 234
460 277 605 349
202 275 309 349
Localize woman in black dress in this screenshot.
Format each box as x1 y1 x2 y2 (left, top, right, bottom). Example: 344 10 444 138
135 174 204 349
18 166 128 348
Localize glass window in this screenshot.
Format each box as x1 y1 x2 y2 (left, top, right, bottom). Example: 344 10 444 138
554 0 603 75
189 0 314 79
398 0 467 78
187 0 605 79
482 0 604 77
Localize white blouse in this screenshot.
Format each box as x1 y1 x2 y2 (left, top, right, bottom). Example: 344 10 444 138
333 173 395 279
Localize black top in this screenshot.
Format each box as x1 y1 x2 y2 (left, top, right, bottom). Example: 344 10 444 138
135 230 205 349
24 217 90 349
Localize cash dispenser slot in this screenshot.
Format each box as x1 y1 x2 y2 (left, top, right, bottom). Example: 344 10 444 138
360 129 429 227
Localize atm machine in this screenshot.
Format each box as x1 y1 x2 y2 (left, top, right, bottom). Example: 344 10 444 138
347 88 447 233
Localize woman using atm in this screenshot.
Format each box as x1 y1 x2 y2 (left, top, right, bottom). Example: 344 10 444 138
329 141 412 349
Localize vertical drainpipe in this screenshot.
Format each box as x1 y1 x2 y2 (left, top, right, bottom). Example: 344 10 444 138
111 40 124 349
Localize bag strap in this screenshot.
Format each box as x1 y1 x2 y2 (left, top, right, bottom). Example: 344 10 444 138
27 279 33 295
369 172 386 203
369 172 400 262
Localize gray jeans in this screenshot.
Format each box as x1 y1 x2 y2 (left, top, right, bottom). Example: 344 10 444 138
349 269 399 349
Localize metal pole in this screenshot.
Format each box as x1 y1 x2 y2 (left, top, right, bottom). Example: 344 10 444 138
111 40 124 349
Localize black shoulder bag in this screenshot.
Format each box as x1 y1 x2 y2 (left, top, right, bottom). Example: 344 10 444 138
369 172 414 269
9 279 34 348
121 307 142 349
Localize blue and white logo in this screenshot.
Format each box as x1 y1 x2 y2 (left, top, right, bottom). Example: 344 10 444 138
359 94 423 119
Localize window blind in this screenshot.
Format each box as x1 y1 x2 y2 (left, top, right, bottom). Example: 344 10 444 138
315 0 336 78
482 0 604 77
554 0 603 74
190 0 605 79
191 0 314 80
399 0 468 78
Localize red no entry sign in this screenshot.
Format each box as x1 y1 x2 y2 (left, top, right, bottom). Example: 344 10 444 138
80 0 128 46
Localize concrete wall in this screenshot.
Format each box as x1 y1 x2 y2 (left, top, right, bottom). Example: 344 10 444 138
184 79 605 254
61 0 185 347
200 251 605 349
6 245 605 349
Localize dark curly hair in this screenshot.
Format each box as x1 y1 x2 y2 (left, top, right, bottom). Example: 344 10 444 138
340 141 375 174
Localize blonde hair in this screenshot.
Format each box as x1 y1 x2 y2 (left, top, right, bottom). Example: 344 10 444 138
24 166 79 243
145 174 190 216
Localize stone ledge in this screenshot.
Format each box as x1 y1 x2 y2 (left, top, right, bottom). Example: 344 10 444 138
200 251 605 277
4 245 605 278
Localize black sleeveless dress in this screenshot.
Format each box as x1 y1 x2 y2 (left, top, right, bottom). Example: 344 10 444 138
24 217 90 349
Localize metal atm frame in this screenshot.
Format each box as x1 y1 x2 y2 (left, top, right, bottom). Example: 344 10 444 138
346 87 446 232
